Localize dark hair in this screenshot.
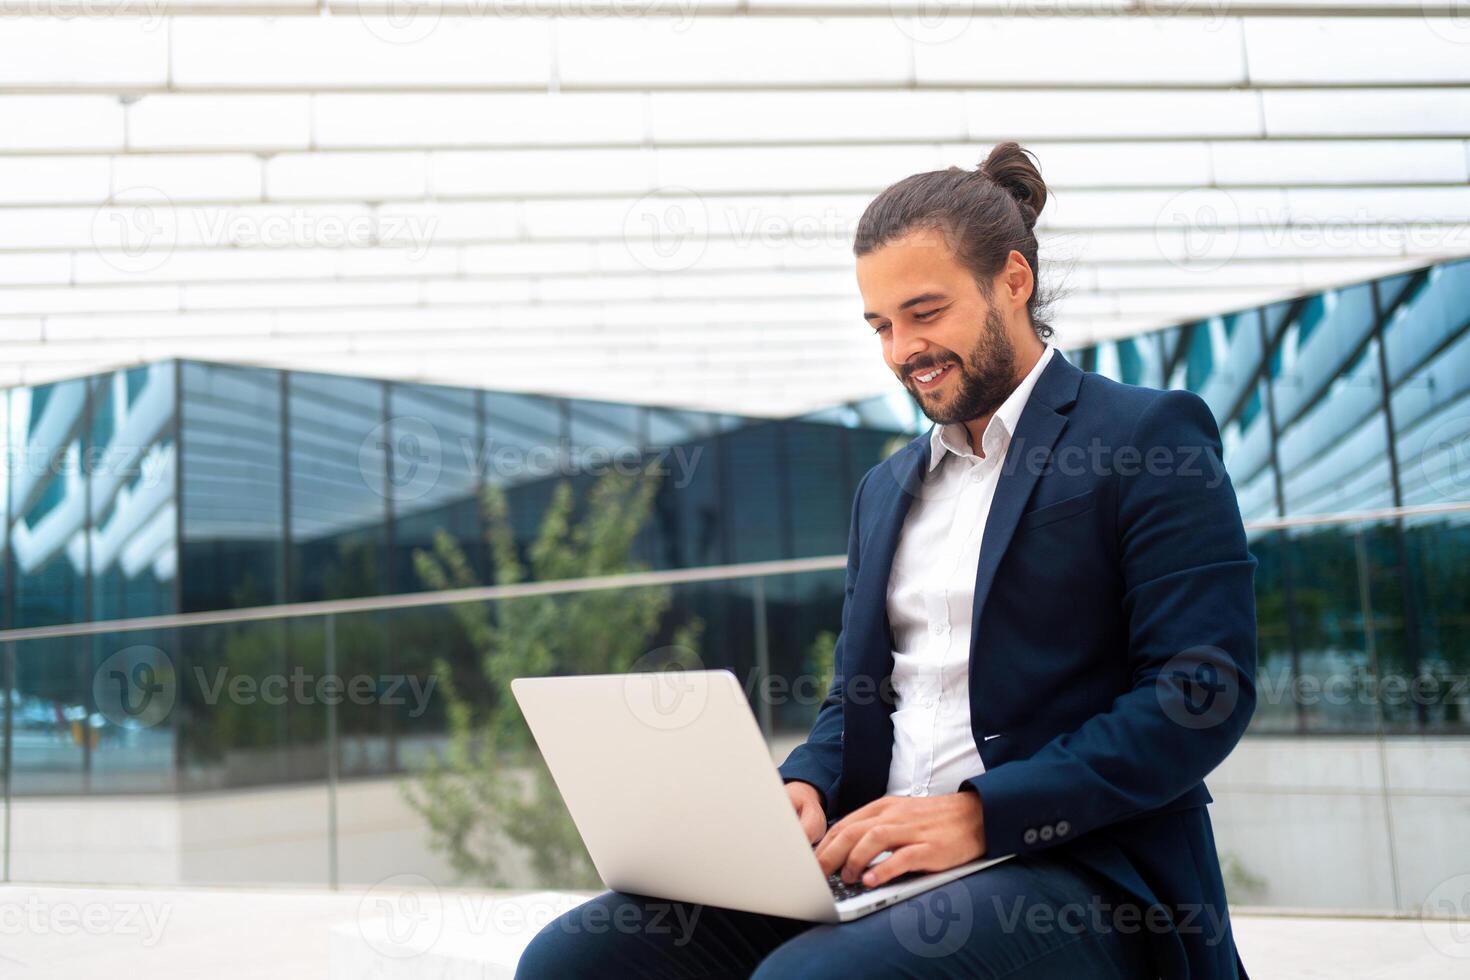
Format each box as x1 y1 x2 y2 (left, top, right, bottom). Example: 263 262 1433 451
853 141 1056 342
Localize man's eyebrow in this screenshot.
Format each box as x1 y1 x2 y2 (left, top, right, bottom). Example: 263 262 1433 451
863 292 948 321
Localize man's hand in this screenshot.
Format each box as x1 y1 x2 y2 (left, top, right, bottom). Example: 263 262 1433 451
815 792 986 888
786 781 826 844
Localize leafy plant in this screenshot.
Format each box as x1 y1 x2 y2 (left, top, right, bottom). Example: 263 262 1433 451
401 462 702 887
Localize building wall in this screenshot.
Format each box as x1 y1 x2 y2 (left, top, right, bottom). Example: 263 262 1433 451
2 255 1468 911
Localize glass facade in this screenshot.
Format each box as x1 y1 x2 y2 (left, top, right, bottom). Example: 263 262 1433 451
3 362 916 636
1 360 908 797
1 255 1467 811
1071 256 1470 734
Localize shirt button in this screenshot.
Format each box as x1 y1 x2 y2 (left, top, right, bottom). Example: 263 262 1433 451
1056 821 1070 837
1023 829 1039 845
930 621 947 636
1040 826 1054 842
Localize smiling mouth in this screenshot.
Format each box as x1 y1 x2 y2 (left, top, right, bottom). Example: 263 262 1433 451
909 362 955 390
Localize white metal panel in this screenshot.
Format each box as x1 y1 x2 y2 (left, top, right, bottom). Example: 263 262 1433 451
0 9 1465 416
168 17 554 88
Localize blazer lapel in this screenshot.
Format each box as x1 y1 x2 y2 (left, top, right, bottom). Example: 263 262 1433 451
968 352 1083 660
846 433 927 685
836 432 925 809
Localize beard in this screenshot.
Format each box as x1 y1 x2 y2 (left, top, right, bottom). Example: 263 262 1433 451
902 305 1019 426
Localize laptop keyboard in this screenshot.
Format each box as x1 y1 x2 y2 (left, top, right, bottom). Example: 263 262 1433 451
814 839 927 903
827 870 877 902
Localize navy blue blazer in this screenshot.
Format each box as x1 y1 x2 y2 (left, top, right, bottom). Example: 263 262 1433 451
778 349 1257 979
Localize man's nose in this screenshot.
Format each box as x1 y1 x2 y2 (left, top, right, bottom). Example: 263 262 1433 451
888 321 928 371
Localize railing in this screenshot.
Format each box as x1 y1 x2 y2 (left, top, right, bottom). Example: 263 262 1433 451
3 501 1467 645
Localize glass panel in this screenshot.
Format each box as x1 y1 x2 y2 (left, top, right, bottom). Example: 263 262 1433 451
1220 378 1272 492
1199 311 1262 421
1093 334 1163 387
1386 281 1470 509
175 618 330 883
721 422 786 563
180 362 285 610
1276 339 1393 517
646 433 723 569
388 382 481 591
1382 259 1470 387
567 397 643 454
763 568 845 735
479 391 564 562
1254 521 1412 733
1245 526 1297 733
9 377 89 629
1 389 8 629
288 372 388 602
1271 283 1377 428
480 391 563 490
783 422 852 558
88 364 177 622
1234 460 1278 524
1399 511 1470 732
646 406 727 445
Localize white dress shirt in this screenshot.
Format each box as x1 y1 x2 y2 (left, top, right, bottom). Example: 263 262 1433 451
884 344 1057 797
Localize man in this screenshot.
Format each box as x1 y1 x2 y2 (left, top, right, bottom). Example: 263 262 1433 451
518 143 1257 978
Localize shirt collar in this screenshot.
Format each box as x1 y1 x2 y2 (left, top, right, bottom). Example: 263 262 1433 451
926 344 1057 473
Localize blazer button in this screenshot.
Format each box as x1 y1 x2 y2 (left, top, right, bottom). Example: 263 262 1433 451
1056 821 1070 837
1023 829 1038 845
1039 825 1054 842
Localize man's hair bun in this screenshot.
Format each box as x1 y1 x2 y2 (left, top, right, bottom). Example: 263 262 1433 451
978 141 1047 229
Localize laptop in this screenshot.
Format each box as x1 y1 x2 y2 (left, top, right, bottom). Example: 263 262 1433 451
510 668 1012 922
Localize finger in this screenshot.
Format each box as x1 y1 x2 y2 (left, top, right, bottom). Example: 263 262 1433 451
862 843 933 888
813 815 865 867
842 824 907 883
799 806 824 844
814 817 878 876
825 797 887 836
820 798 887 849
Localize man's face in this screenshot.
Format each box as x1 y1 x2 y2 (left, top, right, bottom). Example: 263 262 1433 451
857 227 1020 426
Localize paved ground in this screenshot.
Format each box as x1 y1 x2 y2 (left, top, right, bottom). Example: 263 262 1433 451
0 883 1465 979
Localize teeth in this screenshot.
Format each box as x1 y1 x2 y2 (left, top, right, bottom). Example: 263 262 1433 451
916 366 946 383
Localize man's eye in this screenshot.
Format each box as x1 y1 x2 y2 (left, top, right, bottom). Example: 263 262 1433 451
915 310 938 321
872 323 890 335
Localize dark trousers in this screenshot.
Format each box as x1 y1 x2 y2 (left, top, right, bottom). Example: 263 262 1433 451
514 852 1158 979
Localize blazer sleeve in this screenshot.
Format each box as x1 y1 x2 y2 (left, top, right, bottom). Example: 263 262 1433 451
775 465 872 810
961 387 1258 857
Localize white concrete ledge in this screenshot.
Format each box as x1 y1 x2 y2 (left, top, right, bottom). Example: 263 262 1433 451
0 883 1465 979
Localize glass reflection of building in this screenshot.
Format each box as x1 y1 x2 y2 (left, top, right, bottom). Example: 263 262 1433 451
1067 258 1470 735
3 255 1468 800
2 359 917 795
